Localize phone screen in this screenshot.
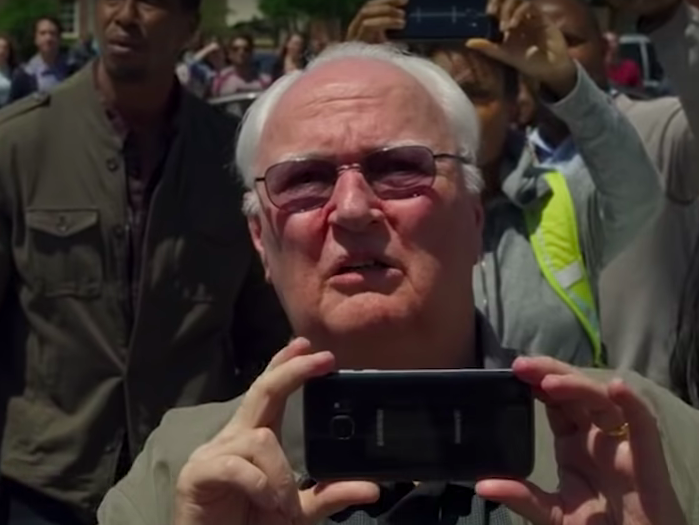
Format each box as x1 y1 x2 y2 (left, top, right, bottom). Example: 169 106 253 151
304 370 534 481
388 0 500 42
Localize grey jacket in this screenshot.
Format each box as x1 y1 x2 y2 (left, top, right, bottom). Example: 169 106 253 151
474 65 661 367
600 3 699 388
96 315 699 525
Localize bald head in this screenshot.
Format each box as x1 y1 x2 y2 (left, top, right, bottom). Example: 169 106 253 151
236 42 483 215
257 58 455 173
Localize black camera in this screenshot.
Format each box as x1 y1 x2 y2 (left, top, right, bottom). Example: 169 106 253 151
304 369 534 482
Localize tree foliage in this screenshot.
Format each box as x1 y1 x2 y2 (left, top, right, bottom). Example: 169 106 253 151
199 0 230 37
258 0 364 25
0 0 60 60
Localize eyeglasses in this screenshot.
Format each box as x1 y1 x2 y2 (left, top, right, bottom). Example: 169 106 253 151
230 45 251 53
255 145 471 213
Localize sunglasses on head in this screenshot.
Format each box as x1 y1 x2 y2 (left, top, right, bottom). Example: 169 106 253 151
255 145 472 214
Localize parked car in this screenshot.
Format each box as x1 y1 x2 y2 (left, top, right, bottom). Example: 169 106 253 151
618 33 671 96
209 91 260 119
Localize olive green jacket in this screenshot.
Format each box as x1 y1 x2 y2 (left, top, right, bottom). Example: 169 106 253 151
97 320 699 525
0 66 290 519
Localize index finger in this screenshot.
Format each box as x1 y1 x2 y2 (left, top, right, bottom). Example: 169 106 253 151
541 373 625 433
224 344 336 437
512 356 578 386
347 2 407 41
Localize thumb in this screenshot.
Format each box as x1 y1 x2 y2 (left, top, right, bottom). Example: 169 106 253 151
300 481 380 524
475 479 557 524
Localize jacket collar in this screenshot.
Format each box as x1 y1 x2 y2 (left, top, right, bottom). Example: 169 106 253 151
493 130 554 210
58 60 195 143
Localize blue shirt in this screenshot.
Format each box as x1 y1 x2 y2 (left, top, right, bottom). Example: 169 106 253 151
0 67 11 107
23 54 70 92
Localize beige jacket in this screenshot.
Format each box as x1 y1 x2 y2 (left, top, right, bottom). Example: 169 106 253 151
97 320 699 524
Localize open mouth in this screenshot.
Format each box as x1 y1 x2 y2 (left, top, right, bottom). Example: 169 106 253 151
335 260 391 275
108 38 144 52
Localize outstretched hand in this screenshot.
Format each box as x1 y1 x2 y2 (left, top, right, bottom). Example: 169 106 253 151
467 0 577 97
174 339 380 525
346 0 408 44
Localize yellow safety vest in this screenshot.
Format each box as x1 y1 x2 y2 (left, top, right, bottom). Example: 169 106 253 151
523 171 605 367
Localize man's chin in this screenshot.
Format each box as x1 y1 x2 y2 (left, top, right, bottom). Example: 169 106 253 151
321 293 415 334
104 59 148 83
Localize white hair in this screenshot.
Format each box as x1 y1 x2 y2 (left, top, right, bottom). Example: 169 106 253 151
235 42 483 215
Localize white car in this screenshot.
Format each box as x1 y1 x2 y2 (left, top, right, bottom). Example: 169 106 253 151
209 91 261 118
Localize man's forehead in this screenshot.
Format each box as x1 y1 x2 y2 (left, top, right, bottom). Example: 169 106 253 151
259 58 450 158
271 58 433 116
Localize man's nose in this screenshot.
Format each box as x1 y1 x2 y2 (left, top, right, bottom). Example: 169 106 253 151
327 171 382 231
114 0 138 23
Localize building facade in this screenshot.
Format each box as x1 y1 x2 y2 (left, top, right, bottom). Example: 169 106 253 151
58 0 93 39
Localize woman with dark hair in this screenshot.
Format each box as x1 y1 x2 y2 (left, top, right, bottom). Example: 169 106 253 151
671 239 699 407
0 33 18 107
271 32 308 80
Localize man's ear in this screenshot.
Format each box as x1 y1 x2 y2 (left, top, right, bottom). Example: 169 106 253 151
247 214 272 282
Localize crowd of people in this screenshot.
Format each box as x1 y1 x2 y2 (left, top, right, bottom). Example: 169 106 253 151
0 0 698 524
174 31 312 100
0 17 97 108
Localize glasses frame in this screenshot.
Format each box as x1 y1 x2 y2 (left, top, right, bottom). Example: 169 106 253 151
254 145 472 213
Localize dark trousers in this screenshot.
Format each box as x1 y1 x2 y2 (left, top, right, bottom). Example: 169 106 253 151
8 500 62 525
0 480 85 525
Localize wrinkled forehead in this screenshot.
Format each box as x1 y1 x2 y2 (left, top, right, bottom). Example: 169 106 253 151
257 58 454 167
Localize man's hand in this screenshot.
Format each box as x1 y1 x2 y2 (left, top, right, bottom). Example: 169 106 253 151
477 357 687 525
174 339 380 525
466 0 577 98
346 0 407 43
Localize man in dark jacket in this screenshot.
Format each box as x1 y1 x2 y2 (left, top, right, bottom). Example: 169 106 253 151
0 0 290 524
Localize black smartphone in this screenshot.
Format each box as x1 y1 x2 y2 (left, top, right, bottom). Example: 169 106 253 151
303 369 534 482
387 0 502 42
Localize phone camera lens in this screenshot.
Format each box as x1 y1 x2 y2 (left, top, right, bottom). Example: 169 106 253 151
330 415 355 440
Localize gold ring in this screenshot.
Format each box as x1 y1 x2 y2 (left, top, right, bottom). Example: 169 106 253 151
604 422 630 439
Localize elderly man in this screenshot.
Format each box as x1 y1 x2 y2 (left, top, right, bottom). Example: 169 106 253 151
97 38 699 525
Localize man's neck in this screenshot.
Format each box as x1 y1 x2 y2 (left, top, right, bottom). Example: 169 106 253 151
39 51 59 66
312 307 479 371
96 62 176 129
